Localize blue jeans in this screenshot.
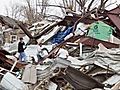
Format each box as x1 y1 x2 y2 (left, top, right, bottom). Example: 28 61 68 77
19 52 26 61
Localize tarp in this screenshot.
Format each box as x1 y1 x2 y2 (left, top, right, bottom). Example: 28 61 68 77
87 21 114 41
52 26 73 44
37 26 63 43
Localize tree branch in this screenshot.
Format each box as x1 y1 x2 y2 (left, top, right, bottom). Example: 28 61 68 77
44 14 63 20
87 0 96 11
105 0 117 8
75 0 82 8
37 4 68 9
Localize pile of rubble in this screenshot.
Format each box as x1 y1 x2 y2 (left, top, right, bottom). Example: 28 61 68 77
0 6 120 90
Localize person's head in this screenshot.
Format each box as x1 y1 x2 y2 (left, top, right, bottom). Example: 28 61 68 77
38 43 42 47
20 37 23 42
38 39 44 47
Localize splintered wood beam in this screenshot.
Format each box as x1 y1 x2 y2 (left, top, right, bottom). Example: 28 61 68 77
16 21 38 44
34 21 60 39
0 52 26 69
16 21 33 39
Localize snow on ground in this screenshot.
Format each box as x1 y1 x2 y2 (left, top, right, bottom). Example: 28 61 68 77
24 45 53 62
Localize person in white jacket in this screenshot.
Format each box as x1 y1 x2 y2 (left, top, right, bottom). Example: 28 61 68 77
37 43 49 64
57 47 69 59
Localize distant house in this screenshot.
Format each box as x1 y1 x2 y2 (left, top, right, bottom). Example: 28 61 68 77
2 26 25 43
0 15 26 44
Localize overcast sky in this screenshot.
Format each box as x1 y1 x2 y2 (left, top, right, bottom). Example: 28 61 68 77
0 0 120 16
0 0 25 15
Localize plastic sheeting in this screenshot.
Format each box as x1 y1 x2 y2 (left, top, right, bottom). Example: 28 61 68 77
64 23 89 40
37 26 63 43
87 21 114 41
52 26 73 44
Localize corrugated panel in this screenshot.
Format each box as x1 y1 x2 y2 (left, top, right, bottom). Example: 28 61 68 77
77 36 119 48
107 7 120 31
63 66 104 90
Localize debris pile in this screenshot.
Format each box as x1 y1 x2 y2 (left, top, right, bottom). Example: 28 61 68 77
0 6 120 90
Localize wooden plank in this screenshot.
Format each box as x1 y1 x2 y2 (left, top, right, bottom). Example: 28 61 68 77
22 64 37 84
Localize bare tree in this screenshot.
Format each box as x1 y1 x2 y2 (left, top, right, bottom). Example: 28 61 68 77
21 0 38 24
5 0 116 24
5 4 24 20
5 0 43 24
22 0 50 24
36 0 56 19
57 0 115 16
33 0 117 21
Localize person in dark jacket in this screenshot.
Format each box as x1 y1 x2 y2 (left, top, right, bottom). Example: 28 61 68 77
18 37 27 62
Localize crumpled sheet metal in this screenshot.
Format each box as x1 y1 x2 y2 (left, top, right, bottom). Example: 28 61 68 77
37 57 72 81
77 36 119 49
107 7 120 32
63 66 104 90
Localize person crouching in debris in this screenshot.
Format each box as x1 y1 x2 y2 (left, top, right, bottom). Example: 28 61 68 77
37 43 49 64
18 37 27 62
58 46 69 59
55 46 69 59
